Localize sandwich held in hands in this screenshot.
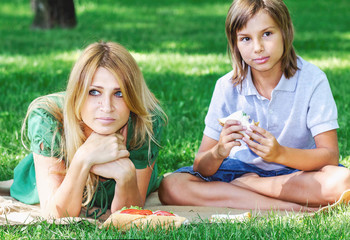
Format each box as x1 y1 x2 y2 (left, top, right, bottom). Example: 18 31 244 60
101 206 188 230
218 110 259 139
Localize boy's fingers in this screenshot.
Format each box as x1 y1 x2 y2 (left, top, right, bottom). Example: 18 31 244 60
225 119 241 125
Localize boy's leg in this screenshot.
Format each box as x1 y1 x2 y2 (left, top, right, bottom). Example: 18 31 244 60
230 165 350 206
158 172 314 211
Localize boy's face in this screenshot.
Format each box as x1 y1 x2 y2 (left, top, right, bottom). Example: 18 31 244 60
236 10 284 78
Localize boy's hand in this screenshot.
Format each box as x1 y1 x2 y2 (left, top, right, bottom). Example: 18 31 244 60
243 125 283 163
215 120 246 159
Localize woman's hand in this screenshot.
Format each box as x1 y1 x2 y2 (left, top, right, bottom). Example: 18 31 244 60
75 132 130 167
215 120 246 159
90 158 136 182
91 158 155 212
243 125 283 163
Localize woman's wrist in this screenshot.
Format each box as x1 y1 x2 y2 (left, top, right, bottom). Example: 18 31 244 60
113 163 136 184
71 149 93 171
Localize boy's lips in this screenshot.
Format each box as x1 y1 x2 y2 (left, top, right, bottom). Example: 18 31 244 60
253 56 269 64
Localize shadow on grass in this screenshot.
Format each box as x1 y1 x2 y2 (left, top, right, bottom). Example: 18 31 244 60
0 0 229 55
1 0 349 56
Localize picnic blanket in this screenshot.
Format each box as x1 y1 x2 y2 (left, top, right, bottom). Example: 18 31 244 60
0 189 252 225
1 179 349 226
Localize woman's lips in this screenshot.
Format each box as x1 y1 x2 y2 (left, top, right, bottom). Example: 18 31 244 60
97 117 115 124
254 56 269 64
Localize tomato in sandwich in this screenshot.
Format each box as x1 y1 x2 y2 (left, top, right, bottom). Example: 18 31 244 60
152 210 175 216
120 209 153 215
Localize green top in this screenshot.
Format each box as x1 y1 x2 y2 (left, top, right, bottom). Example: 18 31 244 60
10 94 164 212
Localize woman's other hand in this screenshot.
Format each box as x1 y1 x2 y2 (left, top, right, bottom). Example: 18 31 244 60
90 158 135 182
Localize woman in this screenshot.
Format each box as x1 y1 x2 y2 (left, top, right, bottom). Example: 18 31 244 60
10 41 167 218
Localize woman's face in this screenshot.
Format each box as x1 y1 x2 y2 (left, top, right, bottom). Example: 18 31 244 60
81 67 130 137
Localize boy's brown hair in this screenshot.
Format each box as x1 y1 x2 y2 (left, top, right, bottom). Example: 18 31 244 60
225 0 298 85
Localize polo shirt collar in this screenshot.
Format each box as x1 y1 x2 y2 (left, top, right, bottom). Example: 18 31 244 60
240 65 299 96
240 69 259 96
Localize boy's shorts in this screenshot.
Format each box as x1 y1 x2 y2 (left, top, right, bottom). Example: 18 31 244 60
173 158 300 182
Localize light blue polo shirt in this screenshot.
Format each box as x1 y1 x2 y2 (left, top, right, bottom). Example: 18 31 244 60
204 57 338 171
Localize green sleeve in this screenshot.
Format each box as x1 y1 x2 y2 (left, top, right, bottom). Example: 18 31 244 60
10 153 39 204
128 114 164 169
27 108 62 158
131 114 165 196
10 94 64 205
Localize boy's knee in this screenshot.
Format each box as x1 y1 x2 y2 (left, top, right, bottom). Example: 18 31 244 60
322 166 350 202
159 173 192 205
158 174 179 205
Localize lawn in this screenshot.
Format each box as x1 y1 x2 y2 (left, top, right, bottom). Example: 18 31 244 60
1 0 350 238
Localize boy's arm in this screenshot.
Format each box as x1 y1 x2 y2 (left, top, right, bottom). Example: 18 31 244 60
244 127 339 171
193 120 245 176
193 135 223 176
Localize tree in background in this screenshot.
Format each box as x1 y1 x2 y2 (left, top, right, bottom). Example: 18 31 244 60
31 0 77 29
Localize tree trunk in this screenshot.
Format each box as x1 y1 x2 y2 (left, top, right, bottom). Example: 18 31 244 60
31 0 77 29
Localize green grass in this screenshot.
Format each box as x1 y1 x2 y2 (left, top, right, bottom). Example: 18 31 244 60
1 0 350 238
1 207 350 239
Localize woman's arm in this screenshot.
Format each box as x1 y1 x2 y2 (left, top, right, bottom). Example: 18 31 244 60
193 120 246 176
244 127 339 171
90 159 154 212
34 152 90 218
135 162 154 204
112 161 154 212
34 132 129 218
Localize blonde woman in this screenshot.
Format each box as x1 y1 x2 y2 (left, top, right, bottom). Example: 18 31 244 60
10 41 167 218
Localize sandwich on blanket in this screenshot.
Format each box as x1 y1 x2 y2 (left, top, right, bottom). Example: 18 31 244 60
101 206 188 230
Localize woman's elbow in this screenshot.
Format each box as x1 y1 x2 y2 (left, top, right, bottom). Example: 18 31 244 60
41 204 81 219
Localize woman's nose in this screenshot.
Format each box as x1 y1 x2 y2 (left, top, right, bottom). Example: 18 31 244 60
100 96 113 112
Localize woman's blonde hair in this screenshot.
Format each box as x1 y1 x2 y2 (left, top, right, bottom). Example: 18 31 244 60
22 41 166 206
225 0 298 85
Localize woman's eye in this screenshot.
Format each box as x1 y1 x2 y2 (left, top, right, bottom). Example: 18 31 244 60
89 90 100 96
263 32 272 37
115 91 123 97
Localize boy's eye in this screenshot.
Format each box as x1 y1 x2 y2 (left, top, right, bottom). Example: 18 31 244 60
240 37 250 42
115 91 123 97
89 90 100 96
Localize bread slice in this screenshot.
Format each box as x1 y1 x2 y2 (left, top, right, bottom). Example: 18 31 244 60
141 215 188 229
102 212 147 230
101 210 188 230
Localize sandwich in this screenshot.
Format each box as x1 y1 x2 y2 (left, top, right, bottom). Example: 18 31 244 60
101 206 188 230
218 110 259 139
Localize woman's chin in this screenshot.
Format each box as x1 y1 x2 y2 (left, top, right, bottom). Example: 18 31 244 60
94 129 119 135
87 123 126 136
83 124 120 137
